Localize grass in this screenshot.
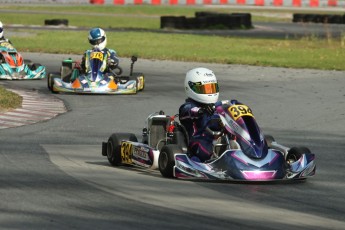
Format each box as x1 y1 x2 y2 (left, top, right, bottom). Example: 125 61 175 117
10 29 345 70
0 86 22 112
0 5 344 110
1 5 343 70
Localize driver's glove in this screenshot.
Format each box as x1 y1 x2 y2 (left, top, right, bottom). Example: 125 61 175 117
108 59 118 70
203 104 215 116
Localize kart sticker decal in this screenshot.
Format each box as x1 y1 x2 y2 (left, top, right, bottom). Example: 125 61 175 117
228 104 254 121
132 146 150 161
90 52 104 61
0 42 14 50
121 142 133 164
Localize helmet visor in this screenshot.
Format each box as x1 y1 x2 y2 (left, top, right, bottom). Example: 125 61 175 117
90 36 105 45
189 82 219 94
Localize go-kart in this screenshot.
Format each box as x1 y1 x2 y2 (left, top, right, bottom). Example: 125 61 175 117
47 49 144 94
0 41 46 80
102 101 316 181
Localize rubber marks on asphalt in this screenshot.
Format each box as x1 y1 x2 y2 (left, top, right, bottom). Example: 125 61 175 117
0 89 67 129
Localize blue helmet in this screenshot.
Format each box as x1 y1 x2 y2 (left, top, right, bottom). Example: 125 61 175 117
88 28 107 50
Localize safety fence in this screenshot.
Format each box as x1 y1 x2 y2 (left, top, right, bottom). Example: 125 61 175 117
90 0 345 7
0 0 343 7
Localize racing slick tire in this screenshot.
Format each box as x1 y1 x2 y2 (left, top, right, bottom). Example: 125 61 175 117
159 144 182 178
264 135 275 148
47 72 60 92
286 146 311 164
106 133 138 166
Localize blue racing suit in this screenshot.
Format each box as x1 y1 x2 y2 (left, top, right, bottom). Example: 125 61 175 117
179 98 240 162
179 98 221 162
80 47 119 74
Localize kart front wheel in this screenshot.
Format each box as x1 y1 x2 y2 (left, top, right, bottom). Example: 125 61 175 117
107 133 138 166
159 144 182 178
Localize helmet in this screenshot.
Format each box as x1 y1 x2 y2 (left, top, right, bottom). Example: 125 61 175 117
88 28 107 50
0 21 3 38
184 67 219 104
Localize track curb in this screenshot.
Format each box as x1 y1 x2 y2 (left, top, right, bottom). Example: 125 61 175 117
0 87 67 129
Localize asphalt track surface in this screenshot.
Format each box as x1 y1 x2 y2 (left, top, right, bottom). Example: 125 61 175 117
0 52 344 229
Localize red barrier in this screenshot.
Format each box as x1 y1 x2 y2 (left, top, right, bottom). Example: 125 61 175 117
292 0 301 6
90 0 104 3
105 0 340 7
114 0 124 4
255 0 264 5
328 0 337 5
310 0 319 6
273 0 283 6
151 0 161 4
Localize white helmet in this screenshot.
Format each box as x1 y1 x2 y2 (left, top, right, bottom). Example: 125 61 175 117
0 21 3 38
184 67 219 104
88 28 107 50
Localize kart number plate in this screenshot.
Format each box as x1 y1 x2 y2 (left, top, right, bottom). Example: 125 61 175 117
121 141 133 164
0 42 14 50
228 104 254 120
90 52 104 61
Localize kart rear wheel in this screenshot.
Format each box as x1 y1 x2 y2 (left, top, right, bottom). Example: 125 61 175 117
107 133 138 166
286 146 311 164
47 72 60 91
159 144 182 178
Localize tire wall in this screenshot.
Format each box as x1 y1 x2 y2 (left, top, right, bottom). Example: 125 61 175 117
161 12 253 29
292 13 345 24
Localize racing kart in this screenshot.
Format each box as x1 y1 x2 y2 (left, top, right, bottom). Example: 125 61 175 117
47 49 144 94
0 41 46 80
102 101 316 181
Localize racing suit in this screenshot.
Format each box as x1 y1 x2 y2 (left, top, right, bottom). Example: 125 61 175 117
179 99 240 162
0 37 11 44
0 37 13 64
179 98 222 162
80 47 119 75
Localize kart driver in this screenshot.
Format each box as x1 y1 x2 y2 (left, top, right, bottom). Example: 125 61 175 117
0 21 12 44
80 27 119 76
179 67 237 162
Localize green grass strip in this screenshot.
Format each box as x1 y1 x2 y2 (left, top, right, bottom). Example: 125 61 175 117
0 86 22 111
